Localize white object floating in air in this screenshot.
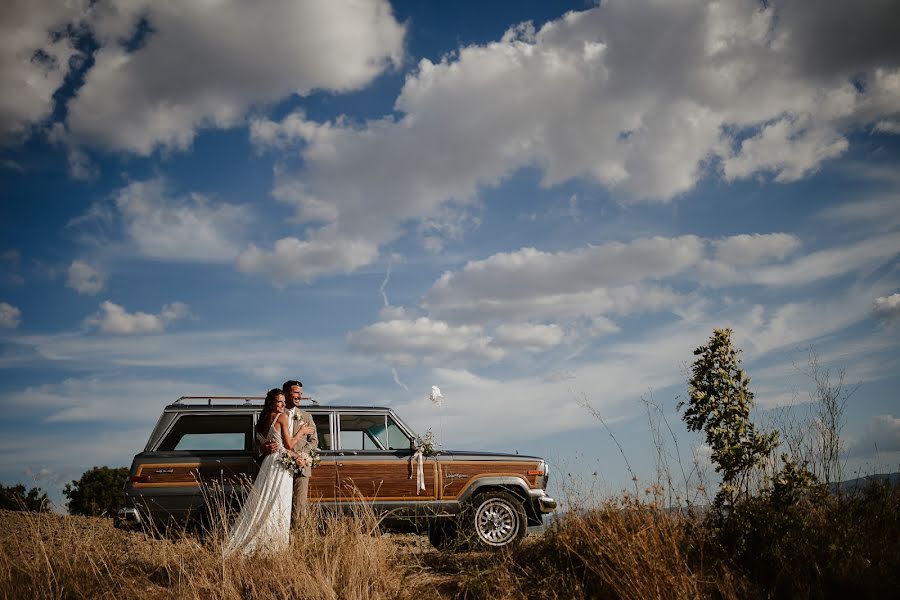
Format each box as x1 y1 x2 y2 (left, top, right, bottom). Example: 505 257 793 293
429 385 443 406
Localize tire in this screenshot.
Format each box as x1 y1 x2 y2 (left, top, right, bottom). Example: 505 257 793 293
462 490 527 549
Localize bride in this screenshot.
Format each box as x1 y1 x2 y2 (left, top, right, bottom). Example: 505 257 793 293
224 388 309 556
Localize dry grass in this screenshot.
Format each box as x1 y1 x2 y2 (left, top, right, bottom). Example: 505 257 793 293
0 506 432 600
3 481 896 600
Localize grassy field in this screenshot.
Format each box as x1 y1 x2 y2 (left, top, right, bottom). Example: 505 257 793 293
2 480 898 600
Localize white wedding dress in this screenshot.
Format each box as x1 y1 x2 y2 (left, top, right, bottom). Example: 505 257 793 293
223 419 292 556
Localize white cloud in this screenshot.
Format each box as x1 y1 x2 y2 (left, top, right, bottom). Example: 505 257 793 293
0 302 22 329
70 178 252 262
421 232 856 324
714 232 900 288
492 323 565 352
246 0 900 281
3 376 205 424
873 293 900 322
236 234 379 285
711 233 800 267
116 179 251 262
345 227 900 369
818 193 900 232
66 260 105 295
722 111 850 184
850 414 900 457
0 0 83 143
873 120 900 135
85 300 189 335
64 0 405 154
347 317 505 367
65 147 98 181
424 236 704 321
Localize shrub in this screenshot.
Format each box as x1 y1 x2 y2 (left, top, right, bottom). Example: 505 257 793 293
63 466 129 517
0 483 50 512
714 480 900 599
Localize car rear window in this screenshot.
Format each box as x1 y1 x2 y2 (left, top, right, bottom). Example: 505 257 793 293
157 414 253 451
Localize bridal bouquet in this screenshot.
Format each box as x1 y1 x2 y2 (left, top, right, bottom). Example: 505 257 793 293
299 447 321 468
277 451 301 475
415 429 436 457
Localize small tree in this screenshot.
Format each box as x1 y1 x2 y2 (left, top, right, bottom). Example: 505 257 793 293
63 466 129 517
680 328 778 508
0 483 50 512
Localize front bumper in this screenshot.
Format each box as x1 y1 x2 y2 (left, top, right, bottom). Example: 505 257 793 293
538 495 557 512
115 506 142 529
528 489 557 513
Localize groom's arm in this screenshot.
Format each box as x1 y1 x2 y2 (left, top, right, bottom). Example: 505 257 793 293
298 411 318 453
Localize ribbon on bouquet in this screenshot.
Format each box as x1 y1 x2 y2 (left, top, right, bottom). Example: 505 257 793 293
409 448 425 495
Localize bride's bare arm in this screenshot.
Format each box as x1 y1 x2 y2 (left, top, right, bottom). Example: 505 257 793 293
277 413 298 451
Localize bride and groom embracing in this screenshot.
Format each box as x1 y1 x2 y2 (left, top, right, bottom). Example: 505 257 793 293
224 380 318 556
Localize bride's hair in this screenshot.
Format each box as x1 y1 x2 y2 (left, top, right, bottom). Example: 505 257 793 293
256 388 285 437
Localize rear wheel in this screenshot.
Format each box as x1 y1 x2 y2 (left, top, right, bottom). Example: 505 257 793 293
462 490 527 549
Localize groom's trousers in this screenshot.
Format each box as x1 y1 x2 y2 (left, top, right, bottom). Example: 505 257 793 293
291 475 309 529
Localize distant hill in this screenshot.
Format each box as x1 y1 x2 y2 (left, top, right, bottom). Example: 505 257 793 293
830 472 900 495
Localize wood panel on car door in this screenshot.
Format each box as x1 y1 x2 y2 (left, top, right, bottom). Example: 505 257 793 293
335 452 437 501
307 453 339 502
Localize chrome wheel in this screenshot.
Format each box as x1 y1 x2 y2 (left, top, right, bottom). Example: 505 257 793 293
473 493 523 547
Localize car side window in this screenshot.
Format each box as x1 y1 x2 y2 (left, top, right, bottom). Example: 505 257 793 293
387 417 412 450
311 413 332 450
339 414 387 450
157 414 252 451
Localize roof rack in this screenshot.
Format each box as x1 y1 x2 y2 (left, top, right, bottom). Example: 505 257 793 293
174 395 319 406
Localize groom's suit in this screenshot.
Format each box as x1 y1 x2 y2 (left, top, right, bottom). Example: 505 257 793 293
288 406 318 527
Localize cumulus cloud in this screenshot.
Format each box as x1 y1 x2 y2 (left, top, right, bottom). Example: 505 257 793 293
873 293 900 322
0 302 22 329
492 323 566 352
66 260 105 295
63 0 405 154
0 0 83 143
85 300 189 335
70 178 252 262
425 236 705 320
712 233 801 268
849 414 900 457
346 227 900 368
236 234 378 285
347 317 504 367
422 233 830 323
246 0 900 280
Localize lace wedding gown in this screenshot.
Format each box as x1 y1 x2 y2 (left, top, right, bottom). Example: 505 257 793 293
223 419 292 556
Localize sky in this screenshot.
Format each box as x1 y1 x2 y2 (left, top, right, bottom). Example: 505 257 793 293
1 0 899 511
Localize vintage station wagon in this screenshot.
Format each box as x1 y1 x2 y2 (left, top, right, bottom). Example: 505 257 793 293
118 396 556 549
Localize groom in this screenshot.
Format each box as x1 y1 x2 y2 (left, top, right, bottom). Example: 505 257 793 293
282 379 317 528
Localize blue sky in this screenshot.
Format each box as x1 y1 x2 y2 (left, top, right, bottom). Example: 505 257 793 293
1 0 899 510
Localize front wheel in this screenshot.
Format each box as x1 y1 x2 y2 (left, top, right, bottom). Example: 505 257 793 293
463 490 526 549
